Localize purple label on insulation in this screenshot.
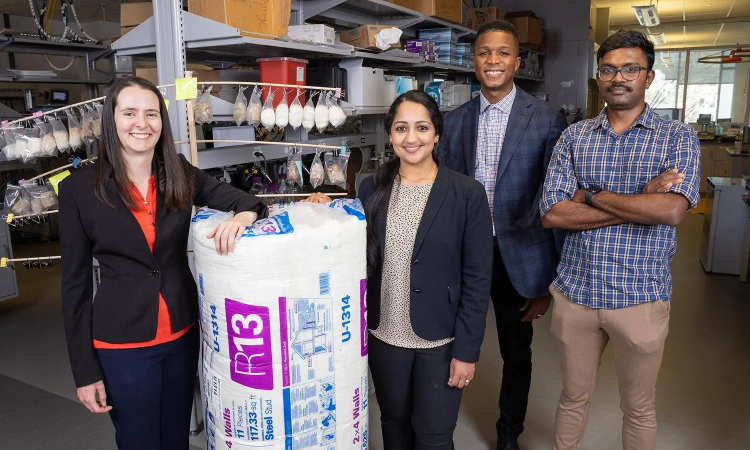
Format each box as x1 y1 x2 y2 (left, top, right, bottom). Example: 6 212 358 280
225 298 274 390
279 297 290 387
360 279 368 357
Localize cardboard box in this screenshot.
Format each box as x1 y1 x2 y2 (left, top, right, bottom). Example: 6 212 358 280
120 26 136 37
339 59 390 107
406 39 435 54
455 43 473 56
465 7 504 31
120 2 152 27
392 0 463 24
287 24 335 46
187 0 291 38
418 27 458 43
505 13 543 46
339 25 400 50
437 54 460 66
455 55 471 67
395 76 416 95
433 42 457 55
471 83 481 99
425 81 447 106
447 83 471 105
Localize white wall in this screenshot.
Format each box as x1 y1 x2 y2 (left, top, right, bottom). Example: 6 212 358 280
731 62 749 125
495 0 594 113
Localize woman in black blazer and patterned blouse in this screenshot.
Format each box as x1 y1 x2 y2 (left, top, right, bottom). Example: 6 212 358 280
59 77 265 450
306 90 493 450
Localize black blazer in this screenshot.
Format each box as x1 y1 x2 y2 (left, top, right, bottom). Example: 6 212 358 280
59 155 264 388
358 165 493 363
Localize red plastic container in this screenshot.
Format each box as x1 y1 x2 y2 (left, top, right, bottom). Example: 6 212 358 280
258 57 308 108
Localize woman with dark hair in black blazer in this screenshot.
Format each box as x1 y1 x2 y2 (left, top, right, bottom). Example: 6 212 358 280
305 90 493 450
59 76 265 450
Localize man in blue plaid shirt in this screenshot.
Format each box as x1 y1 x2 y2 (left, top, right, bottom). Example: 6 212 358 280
540 31 700 450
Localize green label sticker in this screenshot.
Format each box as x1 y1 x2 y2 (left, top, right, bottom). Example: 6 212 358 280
175 77 198 101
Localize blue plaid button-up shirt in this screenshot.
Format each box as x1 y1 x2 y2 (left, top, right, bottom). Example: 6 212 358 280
477 85 516 234
540 106 701 309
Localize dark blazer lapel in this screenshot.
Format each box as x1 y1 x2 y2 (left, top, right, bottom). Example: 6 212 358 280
495 90 533 183
153 185 168 262
412 165 449 257
464 96 480 177
106 178 158 265
377 192 388 261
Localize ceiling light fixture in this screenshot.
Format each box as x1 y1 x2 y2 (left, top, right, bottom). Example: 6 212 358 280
633 4 661 27
649 31 668 46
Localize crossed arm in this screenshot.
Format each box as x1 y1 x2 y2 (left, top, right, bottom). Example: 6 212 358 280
542 169 689 230
539 125 699 231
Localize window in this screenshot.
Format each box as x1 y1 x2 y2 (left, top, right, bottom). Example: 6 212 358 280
646 51 686 110
642 49 735 124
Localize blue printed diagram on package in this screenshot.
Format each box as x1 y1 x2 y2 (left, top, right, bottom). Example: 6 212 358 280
267 202 291 217
192 208 221 222
329 199 366 221
242 212 295 237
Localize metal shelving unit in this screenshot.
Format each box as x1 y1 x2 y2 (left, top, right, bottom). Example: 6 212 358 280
0 36 113 95
0 36 111 58
197 133 380 170
404 62 474 73
4 74 113 84
113 13 352 59
341 105 460 115
299 0 475 38
113 11 467 70
351 50 423 65
0 66 16 82
342 105 390 116
111 1 482 168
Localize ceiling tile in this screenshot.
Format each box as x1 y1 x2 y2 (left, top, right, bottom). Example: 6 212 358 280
594 0 750 48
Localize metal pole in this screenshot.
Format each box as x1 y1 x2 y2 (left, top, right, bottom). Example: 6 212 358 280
152 0 190 159
682 49 690 123
186 96 199 166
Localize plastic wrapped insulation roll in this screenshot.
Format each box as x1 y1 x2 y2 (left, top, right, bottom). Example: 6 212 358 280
191 200 369 450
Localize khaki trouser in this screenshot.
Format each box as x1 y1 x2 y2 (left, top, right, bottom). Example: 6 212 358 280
550 285 670 450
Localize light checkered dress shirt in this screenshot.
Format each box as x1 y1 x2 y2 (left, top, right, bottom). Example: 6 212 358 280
540 106 701 309
476 85 516 234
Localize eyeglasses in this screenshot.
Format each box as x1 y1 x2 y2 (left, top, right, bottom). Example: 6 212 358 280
597 66 649 82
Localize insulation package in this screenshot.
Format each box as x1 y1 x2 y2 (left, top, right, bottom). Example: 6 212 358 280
191 199 369 450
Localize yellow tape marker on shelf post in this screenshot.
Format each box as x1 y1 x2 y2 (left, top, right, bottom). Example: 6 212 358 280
164 99 170 110
175 78 198 101
6 214 13 223
1 258 7 268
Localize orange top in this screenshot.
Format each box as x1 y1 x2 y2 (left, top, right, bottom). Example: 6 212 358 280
93 176 193 349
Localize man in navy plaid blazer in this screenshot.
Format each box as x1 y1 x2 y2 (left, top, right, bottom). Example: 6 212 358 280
438 21 567 450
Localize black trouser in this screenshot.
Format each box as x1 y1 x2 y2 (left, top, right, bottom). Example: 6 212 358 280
492 243 534 440
369 333 463 450
96 326 199 450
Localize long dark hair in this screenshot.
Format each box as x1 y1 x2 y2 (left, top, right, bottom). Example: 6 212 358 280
95 76 194 211
364 90 442 275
